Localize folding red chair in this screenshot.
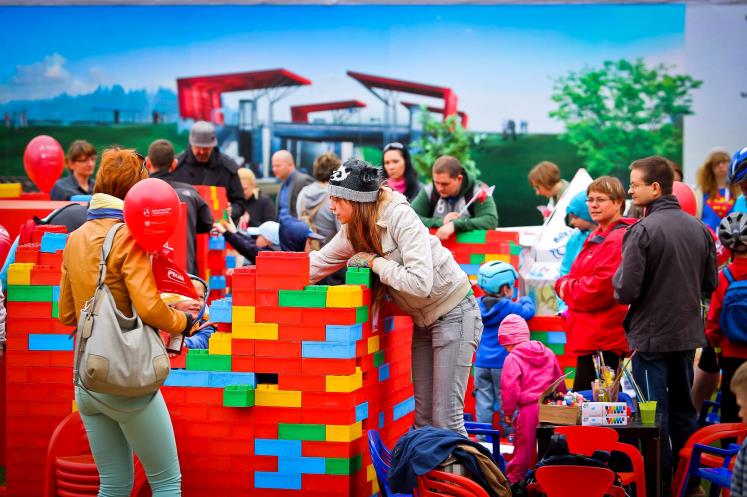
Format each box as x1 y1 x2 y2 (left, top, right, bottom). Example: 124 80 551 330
417 470 490 497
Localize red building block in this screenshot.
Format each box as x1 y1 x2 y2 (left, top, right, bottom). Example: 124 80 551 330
14 243 40 263
30 265 62 285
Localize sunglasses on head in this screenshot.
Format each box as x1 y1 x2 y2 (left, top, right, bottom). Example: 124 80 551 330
383 142 405 152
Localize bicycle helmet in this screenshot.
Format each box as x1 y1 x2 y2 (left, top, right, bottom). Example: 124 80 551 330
718 212 747 252
477 261 519 295
728 146 747 185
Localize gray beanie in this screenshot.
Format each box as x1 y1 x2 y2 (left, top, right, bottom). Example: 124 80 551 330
189 121 217 148
328 159 382 203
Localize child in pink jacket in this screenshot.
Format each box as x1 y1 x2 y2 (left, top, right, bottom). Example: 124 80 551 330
499 314 565 483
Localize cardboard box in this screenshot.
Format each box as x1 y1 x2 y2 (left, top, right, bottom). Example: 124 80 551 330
580 402 628 417
538 374 579 425
581 416 630 427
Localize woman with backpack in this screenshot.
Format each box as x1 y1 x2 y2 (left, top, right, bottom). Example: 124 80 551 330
309 158 481 436
706 212 747 423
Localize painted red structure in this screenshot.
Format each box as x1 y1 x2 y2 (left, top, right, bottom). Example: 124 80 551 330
290 100 367 123
347 71 458 121
401 100 469 129
177 69 311 124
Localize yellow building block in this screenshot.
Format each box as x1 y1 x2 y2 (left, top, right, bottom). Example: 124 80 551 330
232 305 255 324
208 332 232 355
485 253 511 262
367 336 380 354
232 322 278 340
257 383 279 391
8 263 34 286
326 421 362 442
326 285 363 308
0 183 22 198
366 464 376 482
255 387 301 407
72 399 78 412
326 367 362 393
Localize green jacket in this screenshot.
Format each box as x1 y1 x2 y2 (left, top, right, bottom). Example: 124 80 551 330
411 173 498 232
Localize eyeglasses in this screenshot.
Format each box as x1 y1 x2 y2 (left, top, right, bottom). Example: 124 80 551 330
586 196 612 205
629 182 652 190
383 142 404 152
72 155 97 163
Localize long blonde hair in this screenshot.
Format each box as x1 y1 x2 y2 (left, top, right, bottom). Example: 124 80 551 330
696 150 738 199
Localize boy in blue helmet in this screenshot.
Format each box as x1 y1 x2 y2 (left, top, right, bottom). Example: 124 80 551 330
730 147 747 213
473 261 535 434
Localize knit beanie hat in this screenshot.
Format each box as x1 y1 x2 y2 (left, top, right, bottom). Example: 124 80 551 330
328 159 382 203
498 314 531 347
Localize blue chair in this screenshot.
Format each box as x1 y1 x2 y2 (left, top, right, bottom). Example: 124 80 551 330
698 391 722 427
367 429 412 497
463 421 506 473
678 442 740 497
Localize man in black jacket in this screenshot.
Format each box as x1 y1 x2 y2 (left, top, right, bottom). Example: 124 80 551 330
147 139 214 275
613 155 717 495
169 120 244 220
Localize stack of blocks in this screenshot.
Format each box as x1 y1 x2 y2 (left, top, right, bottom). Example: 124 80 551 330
192 185 232 299
4 226 75 496
439 229 522 287
528 315 576 388
159 251 415 496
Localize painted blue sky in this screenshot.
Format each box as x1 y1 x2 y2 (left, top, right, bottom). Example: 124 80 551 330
0 4 685 132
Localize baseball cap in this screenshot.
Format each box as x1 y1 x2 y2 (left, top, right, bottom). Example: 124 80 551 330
189 121 217 148
247 221 280 246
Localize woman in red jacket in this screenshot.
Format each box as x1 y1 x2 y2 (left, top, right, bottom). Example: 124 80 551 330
556 176 633 391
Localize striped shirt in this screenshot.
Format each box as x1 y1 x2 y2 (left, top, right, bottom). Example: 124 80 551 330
732 439 747 497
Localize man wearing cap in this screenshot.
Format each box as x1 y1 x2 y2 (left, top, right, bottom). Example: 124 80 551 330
170 120 244 220
147 139 214 275
272 150 313 218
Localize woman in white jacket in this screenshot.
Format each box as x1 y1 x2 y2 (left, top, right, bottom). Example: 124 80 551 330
309 159 482 435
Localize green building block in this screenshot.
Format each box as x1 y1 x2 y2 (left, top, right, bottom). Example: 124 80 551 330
325 454 362 475
509 241 522 256
223 385 255 407
278 423 326 441
279 287 327 308
355 306 369 323
52 301 59 318
7 285 54 302
345 267 371 287
186 349 232 371
530 331 550 343
456 230 487 244
547 343 565 355
373 350 385 368
469 253 485 265
563 367 576 378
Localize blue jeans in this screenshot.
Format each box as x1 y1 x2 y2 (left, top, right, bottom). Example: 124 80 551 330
473 366 511 435
632 350 698 486
76 387 181 496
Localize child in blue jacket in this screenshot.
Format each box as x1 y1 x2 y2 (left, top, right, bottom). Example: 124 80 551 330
473 261 535 433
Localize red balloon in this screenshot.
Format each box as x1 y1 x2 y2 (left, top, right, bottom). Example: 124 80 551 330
672 181 697 216
23 135 64 193
123 178 181 253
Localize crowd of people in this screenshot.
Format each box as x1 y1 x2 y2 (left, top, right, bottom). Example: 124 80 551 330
2 118 747 496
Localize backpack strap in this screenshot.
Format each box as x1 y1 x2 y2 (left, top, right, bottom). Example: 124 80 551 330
724 266 735 285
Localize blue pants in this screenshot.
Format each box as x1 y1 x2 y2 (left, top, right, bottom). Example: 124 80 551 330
473 366 511 435
632 350 698 485
76 387 181 496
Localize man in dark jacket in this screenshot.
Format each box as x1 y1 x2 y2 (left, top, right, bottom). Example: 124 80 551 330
272 150 313 218
147 139 214 275
411 155 498 241
169 120 244 220
613 155 718 494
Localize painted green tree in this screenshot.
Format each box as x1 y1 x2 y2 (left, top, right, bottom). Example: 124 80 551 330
411 108 478 179
550 59 701 176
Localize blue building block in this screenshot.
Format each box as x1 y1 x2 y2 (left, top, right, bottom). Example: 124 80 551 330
255 439 302 457
255 472 302 490
302 341 357 359
208 371 256 388
52 286 60 302
325 323 363 343
209 298 233 323
69 194 92 202
458 264 481 276
384 317 395 332
40 233 68 253
278 457 326 475
378 412 385 429
225 255 237 269
209 236 226 250
28 334 73 351
393 396 415 421
378 363 390 382
547 332 567 344
355 402 369 422
209 275 226 290
164 369 210 387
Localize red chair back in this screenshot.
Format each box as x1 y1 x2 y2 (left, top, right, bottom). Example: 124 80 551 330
536 465 615 497
417 470 489 497
43 412 96 497
554 426 619 456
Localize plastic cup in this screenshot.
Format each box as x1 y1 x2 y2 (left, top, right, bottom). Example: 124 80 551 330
639 400 657 425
